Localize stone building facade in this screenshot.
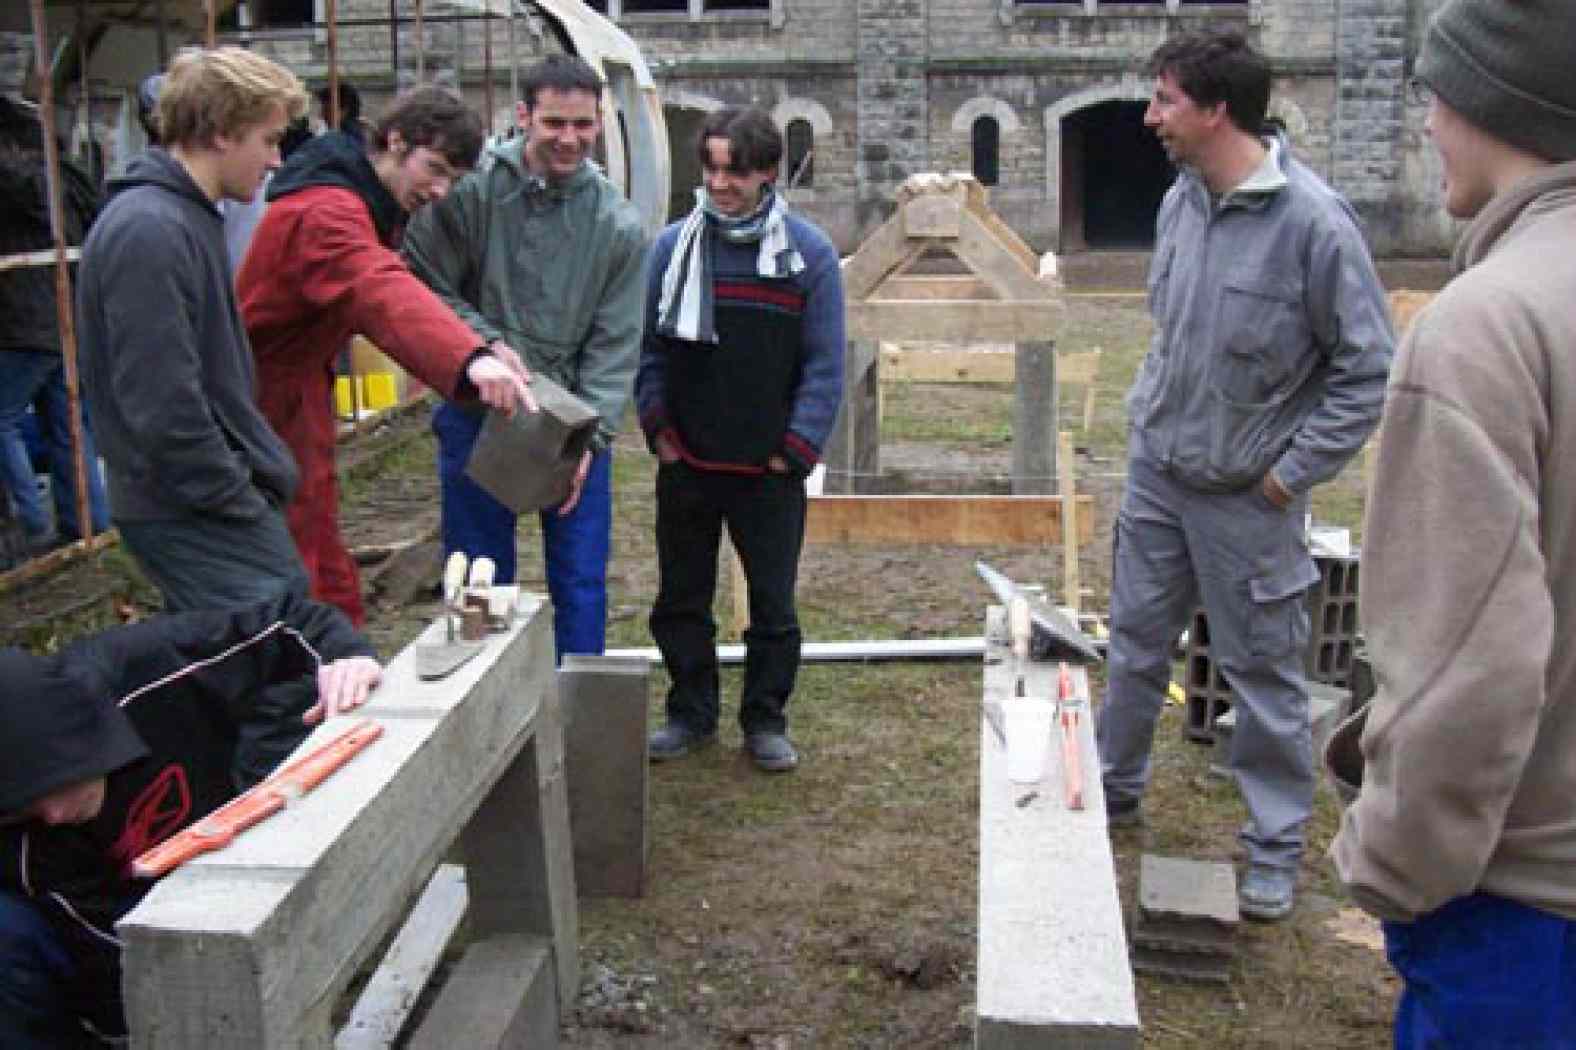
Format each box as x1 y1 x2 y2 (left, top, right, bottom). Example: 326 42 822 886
10 0 1456 255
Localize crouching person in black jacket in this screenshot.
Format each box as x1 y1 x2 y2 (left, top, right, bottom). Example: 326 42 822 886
0 594 380 1047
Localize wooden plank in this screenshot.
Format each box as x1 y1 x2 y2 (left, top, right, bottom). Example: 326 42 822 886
805 495 1094 547
1057 347 1101 387
726 537 748 638
120 603 560 1049
952 209 1049 301
873 274 997 301
336 865 469 1050
879 346 1016 383
404 934 557 1050
848 300 1064 342
841 214 925 302
966 190 1040 275
1059 431 1081 613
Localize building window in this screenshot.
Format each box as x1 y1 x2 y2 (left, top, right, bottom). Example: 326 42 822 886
249 0 315 26
584 0 609 11
708 0 769 8
972 116 999 187
622 0 688 12
784 118 814 189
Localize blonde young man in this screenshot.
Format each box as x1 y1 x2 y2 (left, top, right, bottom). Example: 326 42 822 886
77 47 311 612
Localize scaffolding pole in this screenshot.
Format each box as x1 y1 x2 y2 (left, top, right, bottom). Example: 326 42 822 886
28 0 94 549
414 0 424 81
204 0 215 47
483 5 493 134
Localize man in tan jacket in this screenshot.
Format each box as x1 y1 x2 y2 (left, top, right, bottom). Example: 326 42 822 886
1330 0 1576 1043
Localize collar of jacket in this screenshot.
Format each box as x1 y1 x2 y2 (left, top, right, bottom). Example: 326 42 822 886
1453 159 1576 273
488 138 597 201
1182 129 1292 216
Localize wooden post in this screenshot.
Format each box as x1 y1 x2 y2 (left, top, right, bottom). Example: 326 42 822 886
1057 430 1079 613
389 0 399 85
325 0 339 130
483 9 494 136
204 0 215 48
414 0 425 81
29 0 94 547
1012 341 1056 496
823 339 879 495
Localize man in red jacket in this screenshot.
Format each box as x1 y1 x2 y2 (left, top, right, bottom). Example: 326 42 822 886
240 87 532 626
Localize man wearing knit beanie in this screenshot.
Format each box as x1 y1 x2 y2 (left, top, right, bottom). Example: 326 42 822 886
1331 0 1576 1043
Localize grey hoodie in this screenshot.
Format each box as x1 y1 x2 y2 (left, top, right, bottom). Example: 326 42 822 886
76 148 297 522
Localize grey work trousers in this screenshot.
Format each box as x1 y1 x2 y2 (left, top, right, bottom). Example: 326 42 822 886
118 502 309 614
1098 451 1319 871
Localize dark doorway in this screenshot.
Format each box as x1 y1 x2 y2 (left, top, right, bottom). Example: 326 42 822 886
1062 100 1173 249
664 105 708 222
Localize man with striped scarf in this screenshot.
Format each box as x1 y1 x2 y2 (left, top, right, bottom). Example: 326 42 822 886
635 107 845 773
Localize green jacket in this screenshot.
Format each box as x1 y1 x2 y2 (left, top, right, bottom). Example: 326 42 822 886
403 140 648 450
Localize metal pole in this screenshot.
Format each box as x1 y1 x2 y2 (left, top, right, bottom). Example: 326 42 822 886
507 4 517 112
483 10 493 136
29 0 94 546
154 0 169 67
326 0 340 129
414 0 424 82
389 0 399 87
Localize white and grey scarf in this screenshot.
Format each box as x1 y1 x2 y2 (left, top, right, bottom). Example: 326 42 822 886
656 185 805 344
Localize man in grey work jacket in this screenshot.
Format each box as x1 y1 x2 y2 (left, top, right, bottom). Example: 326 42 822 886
404 54 648 662
1098 30 1392 921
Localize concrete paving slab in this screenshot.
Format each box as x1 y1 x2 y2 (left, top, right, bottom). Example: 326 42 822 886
1138 855 1239 931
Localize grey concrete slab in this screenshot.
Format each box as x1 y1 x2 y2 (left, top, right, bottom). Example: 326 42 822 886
1131 945 1233 985
405 933 558 1050
977 608 1140 1049
119 605 570 1049
559 656 650 899
1138 855 1239 931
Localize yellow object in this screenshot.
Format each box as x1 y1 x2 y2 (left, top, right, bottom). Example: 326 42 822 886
1166 682 1186 706
362 372 398 410
334 376 356 417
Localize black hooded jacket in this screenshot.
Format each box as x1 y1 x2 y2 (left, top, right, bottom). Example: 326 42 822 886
266 130 404 243
75 148 299 522
0 148 98 355
0 594 373 1027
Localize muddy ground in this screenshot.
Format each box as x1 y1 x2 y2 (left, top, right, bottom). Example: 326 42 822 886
4 259 1450 1047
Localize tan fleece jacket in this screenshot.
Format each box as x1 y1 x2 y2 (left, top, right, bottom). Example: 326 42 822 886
1332 162 1576 922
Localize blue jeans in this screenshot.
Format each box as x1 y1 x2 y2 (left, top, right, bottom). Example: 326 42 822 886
0 892 86 1049
433 402 611 662
0 351 110 542
1384 893 1576 1049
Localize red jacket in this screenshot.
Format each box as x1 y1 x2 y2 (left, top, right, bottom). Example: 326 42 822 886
239 137 482 622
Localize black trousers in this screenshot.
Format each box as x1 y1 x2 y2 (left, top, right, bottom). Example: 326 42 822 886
649 461 806 736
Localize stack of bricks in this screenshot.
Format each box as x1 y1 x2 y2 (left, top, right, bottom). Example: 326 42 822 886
1130 854 1238 984
1183 552 1362 743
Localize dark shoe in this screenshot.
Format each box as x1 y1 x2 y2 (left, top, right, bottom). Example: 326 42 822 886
648 722 715 762
1238 864 1297 922
1105 796 1144 828
744 732 799 773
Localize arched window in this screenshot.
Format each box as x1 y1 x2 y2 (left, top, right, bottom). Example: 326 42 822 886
972 115 999 187
785 117 814 189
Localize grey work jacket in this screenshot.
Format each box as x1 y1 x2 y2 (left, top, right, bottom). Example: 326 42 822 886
1125 138 1393 495
403 141 649 450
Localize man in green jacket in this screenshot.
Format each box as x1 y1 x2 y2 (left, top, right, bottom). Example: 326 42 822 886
404 55 648 661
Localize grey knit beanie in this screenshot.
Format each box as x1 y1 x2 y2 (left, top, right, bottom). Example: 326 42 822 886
1418 0 1576 163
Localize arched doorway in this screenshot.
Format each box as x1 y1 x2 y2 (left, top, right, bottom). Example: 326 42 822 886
1061 100 1173 249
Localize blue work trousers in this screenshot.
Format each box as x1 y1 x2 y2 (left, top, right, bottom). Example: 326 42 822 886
0 351 110 543
433 401 611 662
1384 893 1576 1049
1098 449 1319 871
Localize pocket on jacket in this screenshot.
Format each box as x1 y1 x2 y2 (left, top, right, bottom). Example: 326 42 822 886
1214 275 1304 406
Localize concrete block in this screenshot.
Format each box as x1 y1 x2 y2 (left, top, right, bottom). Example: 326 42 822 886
465 374 598 513
405 933 558 1050
1136 855 1238 938
977 608 1139 1049
558 655 650 899
1309 682 1348 765
1130 945 1232 985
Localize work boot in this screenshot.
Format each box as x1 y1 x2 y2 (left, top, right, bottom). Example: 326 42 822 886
1238 864 1297 922
648 722 715 762
744 732 799 773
